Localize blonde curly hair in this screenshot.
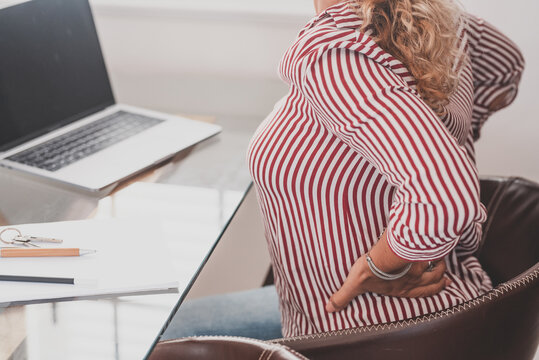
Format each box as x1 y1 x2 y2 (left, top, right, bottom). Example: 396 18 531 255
351 0 464 116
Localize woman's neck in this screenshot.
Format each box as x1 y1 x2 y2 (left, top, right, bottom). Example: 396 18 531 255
314 0 345 15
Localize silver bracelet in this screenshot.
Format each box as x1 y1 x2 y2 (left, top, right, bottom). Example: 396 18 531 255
366 253 412 281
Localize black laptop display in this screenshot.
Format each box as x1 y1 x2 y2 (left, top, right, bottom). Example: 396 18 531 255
0 0 114 152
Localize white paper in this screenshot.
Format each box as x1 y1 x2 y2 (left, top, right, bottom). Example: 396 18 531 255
0 219 180 306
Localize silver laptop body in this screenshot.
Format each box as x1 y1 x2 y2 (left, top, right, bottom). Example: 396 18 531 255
0 0 220 192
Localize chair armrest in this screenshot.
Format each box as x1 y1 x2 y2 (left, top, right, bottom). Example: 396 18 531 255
272 264 539 360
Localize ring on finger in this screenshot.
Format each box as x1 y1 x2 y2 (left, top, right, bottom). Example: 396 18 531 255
425 261 436 272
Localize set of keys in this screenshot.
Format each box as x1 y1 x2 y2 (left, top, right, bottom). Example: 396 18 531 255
0 228 63 247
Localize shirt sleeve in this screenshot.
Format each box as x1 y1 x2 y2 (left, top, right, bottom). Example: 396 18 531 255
465 13 525 141
302 48 487 261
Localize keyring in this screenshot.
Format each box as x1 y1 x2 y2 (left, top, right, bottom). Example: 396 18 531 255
0 228 22 245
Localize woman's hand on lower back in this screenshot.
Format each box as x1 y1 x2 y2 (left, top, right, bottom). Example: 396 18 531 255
326 229 451 313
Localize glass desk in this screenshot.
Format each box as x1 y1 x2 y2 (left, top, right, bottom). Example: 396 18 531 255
0 115 258 359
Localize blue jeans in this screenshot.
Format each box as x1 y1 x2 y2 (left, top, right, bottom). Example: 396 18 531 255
161 285 282 341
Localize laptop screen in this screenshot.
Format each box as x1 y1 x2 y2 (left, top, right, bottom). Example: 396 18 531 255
0 0 115 151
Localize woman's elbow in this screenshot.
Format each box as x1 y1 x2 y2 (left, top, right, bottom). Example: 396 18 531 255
448 184 487 239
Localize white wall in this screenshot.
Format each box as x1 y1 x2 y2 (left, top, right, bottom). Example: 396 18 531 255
91 0 539 182
91 0 311 119
459 0 539 182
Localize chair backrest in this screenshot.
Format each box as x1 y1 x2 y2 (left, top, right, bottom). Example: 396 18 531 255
274 176 539 360
149 336 309 360
476 177 539 285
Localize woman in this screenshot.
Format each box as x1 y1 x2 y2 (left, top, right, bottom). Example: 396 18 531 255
247 0 524 337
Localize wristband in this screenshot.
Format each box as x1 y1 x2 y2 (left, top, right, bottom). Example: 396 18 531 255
366 253 412 281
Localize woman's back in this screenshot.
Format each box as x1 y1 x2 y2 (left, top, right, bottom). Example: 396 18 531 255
247 1 524 337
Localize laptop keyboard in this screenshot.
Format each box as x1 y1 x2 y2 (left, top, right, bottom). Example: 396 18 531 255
7 111 164 172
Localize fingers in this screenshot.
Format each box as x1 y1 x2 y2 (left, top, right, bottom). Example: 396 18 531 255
415 260 446 287
405 275 449 298
419 259 446 273
326 257 451 312
396 260 451 298
326 275 364 313
326 256 371 312
325 297 340 313
405 261 452 297
406 259 445 279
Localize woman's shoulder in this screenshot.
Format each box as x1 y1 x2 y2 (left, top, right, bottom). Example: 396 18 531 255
281 35 415 91
294 1 368 56
281 2 407 86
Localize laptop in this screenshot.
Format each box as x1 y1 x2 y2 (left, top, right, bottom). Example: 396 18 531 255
0 0 221 192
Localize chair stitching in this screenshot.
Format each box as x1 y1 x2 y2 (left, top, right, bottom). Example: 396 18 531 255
271 267 539 344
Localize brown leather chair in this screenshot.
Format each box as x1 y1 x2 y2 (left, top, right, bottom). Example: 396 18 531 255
272 176 539 360
148 336 309 360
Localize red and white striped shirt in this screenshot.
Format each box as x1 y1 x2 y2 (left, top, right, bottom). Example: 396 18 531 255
247 2 524 337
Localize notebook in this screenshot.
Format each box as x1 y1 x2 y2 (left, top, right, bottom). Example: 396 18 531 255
0 0 220 192
0 219 181 306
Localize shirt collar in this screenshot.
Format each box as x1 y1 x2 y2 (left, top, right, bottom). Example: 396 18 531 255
303 1 363 32
301 2 417 90
324 1 363 29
